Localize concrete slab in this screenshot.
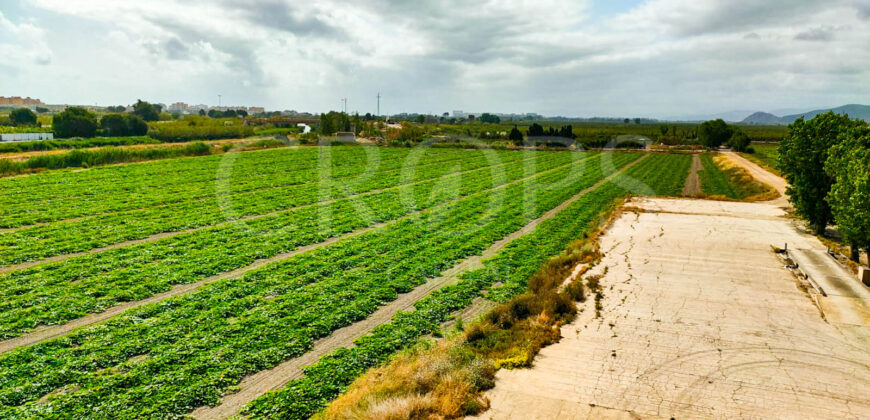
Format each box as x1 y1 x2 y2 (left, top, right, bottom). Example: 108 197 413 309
472 198 870 420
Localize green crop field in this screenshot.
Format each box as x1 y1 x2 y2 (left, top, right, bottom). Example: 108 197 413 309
0 146 694 419
742 143 780 175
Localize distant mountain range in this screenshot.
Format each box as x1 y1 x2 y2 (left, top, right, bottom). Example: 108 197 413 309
741 104 870 125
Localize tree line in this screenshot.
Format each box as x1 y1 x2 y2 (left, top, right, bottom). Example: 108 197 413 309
697 119 751 152
778 112 869 261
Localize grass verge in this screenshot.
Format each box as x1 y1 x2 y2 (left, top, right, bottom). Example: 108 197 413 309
700 153 779 201
313 200 627 420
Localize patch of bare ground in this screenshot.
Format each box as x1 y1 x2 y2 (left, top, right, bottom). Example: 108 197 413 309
473 197 870 419
681 153 702 197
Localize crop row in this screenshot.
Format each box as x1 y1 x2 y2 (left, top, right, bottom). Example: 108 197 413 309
697 153 742 198
0 153 640 418
241 154 677 418
243 180 634 419
0 152 621 339
242 154 672 418
607 152 691 197
0 148 534 265
0 146 487 227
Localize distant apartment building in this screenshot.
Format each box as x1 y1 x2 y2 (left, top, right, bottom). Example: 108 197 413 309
188 104 209 113
168 102 189 112
248 106 265 114
452 110 467 118
0 96 45 106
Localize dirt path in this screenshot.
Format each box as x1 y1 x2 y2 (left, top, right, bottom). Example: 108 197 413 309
722 151 789 207
473 197 870 419
0 154 637 354
190 155 651 419
681 153 702 197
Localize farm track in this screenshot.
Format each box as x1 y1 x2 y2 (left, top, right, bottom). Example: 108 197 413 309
721 151 789 207
0 153 609 354
190 154 650 419
0 153 533 273
682 153 702 197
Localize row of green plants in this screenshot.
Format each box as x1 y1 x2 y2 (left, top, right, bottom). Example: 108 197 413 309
0 136 157 154
0 142 215 177
0 146 440 227
243 182 633 419
697 153 777 201
0 153 618 338
1 149 527 265
698 154 742 198
608 153 692 197
0 153 639 418
242 156 682 419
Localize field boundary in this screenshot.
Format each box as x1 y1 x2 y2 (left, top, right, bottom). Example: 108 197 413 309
190 154 650 419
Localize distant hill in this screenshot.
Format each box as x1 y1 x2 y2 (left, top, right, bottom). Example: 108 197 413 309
742 111 784 125
740 104 870 125
666 110 757 122
781 104 870 123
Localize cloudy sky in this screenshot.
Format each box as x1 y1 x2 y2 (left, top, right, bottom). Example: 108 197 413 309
1 0 869 118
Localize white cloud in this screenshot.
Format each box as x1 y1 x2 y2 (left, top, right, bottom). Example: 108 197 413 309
3 0 870 117
0 11 52 68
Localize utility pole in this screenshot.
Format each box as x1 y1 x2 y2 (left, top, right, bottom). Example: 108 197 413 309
376 92 381 117
218 94 222 108
341 97 347 114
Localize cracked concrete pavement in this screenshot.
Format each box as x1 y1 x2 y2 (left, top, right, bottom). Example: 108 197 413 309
472 198 870 419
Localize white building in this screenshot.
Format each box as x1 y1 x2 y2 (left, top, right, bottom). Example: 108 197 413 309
0 132 54 142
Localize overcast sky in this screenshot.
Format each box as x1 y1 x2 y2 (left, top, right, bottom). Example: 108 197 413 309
1 0 869 118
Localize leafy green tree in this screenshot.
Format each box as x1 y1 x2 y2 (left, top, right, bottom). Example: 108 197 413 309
35 106 50 114
126 115 148 135
414 115 425 124
728 129 751 152
198 109 206 116
132 100 160 122
698 119 733 149
825 122 870 260
479 113 501 124
100 114 128 136
10 108 37 126
53 107 98 138
106 105 126 113
778 112 861 235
